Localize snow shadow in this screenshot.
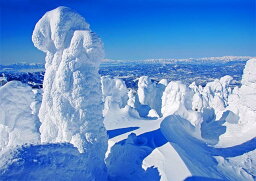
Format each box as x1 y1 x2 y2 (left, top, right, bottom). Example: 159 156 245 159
136 104 151 118
106 129 167 181
161 115 256 180
184 176 226 181
161 115 223 179
114 128 168 151
213 137 256 157
107 127 140 139
201 108 227 145
0 143 106 180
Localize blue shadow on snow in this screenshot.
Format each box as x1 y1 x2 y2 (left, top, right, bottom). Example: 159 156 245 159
107 127 139 139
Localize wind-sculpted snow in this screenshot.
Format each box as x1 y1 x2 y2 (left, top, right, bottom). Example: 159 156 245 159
217 58 256 147
32 7 89 53
32 6 108 179
190 75 233 119
137 76 166 117
161 81 201 127
106 133 161 181
240 58 256 111
1 58 256 180
0 81 40 155
160 115 255 181
103 58 256 180
101 76 129 116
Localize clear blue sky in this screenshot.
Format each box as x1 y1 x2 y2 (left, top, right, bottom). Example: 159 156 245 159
0 0 255 64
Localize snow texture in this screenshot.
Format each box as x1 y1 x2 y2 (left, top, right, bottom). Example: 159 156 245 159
106 133 160 181
0 143 107 180
101 76 129 116
0 5 256 180
161 81 201 127
137 76 166 116
32 6 108 178
217 58 256 147
0 81 40 155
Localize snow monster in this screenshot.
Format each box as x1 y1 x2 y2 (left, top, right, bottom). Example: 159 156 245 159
32 6 108 179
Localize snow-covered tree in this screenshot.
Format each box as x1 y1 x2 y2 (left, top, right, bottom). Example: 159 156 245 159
32 6 108 179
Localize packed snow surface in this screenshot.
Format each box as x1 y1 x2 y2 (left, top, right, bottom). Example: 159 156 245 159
1 6 256 181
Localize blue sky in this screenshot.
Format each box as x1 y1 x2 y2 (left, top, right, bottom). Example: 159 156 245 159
0 0 255 64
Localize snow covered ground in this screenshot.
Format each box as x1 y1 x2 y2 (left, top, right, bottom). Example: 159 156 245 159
0 6 256 181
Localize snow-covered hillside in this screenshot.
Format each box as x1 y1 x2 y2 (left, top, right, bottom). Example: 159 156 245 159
0 6 256 181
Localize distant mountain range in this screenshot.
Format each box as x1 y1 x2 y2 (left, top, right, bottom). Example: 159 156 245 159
104 56 254 64
0 56 255 71
0 63 44 71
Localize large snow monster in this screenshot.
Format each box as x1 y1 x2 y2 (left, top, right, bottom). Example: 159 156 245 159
32 6 108 178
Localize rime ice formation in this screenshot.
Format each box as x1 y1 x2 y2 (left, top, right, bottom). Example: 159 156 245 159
189 75 233 119
202 75 233 118
101 76 129 115
32 7 89 53
239 58 256 111
0 81 40 154
138 76 157 106
137 76 166 117
158 59 256 148
217 58 256 147
32 6 108 174
161 81 201 127
0 9 255 179
1 58 256 180
30 89 42 116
